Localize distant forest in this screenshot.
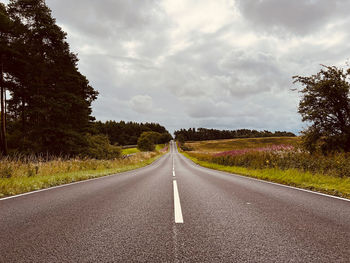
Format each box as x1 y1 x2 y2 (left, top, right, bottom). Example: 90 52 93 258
0 1 171 156
174 128 296 142
91 121 171 146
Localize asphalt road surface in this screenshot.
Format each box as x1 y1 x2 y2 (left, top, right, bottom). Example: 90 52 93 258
1 141 349 262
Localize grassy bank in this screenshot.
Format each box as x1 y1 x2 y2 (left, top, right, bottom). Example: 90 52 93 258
182 152 350 198
180 136 350 199
0 151 164 198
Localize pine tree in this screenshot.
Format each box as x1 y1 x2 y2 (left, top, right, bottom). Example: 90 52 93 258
6 0 98 155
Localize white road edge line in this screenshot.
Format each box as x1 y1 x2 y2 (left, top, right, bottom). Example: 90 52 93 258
173 180 184 223
0 154 168 202
180 154 350 202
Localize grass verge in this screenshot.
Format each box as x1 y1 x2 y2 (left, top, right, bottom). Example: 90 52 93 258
0 152 164 198
182 152 350 199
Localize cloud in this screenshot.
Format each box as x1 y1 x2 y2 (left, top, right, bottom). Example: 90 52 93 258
20 0 350 134
129 95 154 114
236 0 349 36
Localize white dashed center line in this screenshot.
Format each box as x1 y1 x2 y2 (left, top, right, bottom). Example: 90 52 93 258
173 180 184 223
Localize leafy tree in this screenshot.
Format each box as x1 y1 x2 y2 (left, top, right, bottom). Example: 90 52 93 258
159 132 172 144
293 65 350 153
137 131 164 151
176 134 185 144
137 135 155 152
84 134 121 159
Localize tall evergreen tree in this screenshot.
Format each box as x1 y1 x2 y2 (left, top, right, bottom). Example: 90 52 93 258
0 3 15 155
5 0 98 155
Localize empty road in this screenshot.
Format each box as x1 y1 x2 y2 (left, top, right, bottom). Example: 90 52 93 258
1 142 349 262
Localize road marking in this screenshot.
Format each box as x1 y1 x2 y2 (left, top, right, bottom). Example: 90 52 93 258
173 170 176 177
173 180 184 223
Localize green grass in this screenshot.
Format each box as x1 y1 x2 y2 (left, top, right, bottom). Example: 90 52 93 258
187 137 300 152
155 144 166 151
121 144 166 155
0 152 164 198
121 148 140 155
182 152 350 199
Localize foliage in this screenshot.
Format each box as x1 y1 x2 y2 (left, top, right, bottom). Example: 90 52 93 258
84 134 121 159
137 137 154 152
1 0 98 155
293 65 350 153
174 128 295 142
181 137 350 197
137 132 159 151
183 152 350 199
187 142 350 178
177 134 185 144
180 143 193 151
91 120 171 146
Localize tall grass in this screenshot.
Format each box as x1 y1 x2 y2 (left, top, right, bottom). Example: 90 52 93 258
193 150 350 178
183 153 350 198
0 152 163 197
180 137 350 198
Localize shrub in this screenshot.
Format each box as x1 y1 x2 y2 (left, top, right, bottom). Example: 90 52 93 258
180 143 193 151
137 131 164 151
137 136 155 152
84 134 121 159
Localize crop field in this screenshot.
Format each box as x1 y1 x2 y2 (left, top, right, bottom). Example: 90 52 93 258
181 137 350 198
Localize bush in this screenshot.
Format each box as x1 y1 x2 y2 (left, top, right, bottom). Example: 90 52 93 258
137 136 155 152
180 143 193 151
137 131 164 151
84 134 121 159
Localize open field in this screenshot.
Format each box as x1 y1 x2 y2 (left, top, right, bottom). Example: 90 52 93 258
186 137 300 153
0 151 166 198
180 137 350 199
121 144 166 155
121 148 140 155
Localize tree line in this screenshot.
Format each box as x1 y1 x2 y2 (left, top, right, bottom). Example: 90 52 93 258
91 121 172 146
174 128 295 142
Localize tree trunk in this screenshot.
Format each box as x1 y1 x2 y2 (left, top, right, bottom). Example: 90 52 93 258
0 55 8 155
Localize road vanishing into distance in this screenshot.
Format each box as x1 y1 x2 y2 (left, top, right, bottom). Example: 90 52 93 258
1 142 349 262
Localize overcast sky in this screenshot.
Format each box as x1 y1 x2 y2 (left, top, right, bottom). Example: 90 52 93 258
6 0 350 134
